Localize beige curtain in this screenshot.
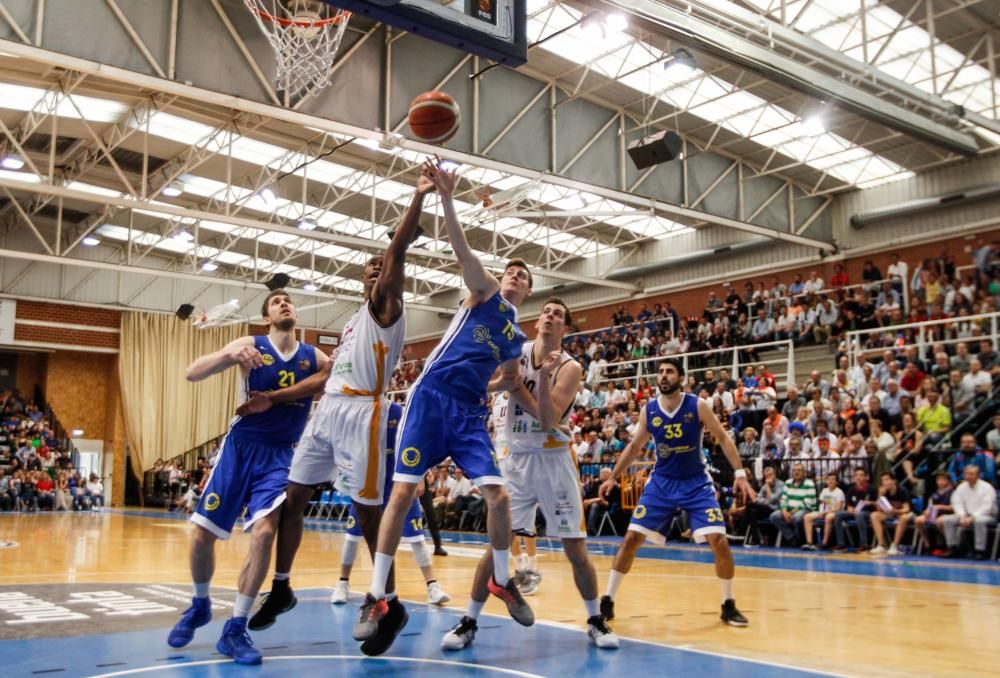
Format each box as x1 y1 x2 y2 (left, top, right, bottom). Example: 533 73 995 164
119 312 246 477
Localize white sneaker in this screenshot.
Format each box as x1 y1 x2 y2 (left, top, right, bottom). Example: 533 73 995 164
519 570 541 596
887 545 900 556
427 582 451 606
587 615 620 649
330 580 349 605
441 615 477 650
869 545 887 556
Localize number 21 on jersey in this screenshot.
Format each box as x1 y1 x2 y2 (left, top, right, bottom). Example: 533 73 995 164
278 370 296 388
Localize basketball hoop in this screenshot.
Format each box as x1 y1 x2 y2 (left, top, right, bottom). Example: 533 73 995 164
243 0 351 100
192 299 243 329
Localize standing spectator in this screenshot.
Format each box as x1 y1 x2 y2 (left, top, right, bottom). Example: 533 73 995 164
938 465 998 560
887 253 908 295
915 472 954 556
801 473 845 550
868 473 912 556
769 463 817 546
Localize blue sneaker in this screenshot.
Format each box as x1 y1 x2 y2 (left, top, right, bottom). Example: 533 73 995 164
216 617 262 665
167 597 212 648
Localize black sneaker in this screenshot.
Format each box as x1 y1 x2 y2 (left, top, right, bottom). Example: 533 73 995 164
441 615 478 650
600 595 615 621
434 546 448 556
360 597 408 657
720 599 748 627
247 580 297 631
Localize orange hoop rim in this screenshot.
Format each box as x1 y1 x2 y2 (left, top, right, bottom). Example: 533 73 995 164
252 6 351 28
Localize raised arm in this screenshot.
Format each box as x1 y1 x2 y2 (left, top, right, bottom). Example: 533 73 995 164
370 160 436 326
698 398 757 502
185 336 259 382
428 165 499 305
599 405 651 498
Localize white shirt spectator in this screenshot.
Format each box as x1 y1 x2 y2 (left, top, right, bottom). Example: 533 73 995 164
961 370 992 398
818 486 846 512
803 277 825 294
887 260 908 284
587 358 607 386
951 479 998 519
575 386 593 409
86 479 104 496
447 476 473 502
713 390 734 412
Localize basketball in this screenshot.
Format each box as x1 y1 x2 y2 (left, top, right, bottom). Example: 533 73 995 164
407 91 461 144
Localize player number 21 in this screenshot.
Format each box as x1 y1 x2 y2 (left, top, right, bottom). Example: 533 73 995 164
705 508 724 523
278 370 296 388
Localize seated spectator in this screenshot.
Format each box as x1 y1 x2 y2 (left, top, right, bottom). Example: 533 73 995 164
947 433 996 485
759 420 785 458
916 390 951 446
802 473 846 550
803 271 825 295
950 342 972 373
830 264 849 289
987 413 1000 453
0 469 10 511
35 471 54 510
899 361 925 395
868 472 912 557
584 467 619 535
957 359 992 416
803 371 831 400
785 423 811 459
896 412 926 487
810 419 839 457
880 380 903 418
84 474 104 510
782 387 804 420
976 338 997 372
737 428 760 463
915 472 954 556
788 273 805 296
938 464 998 560
769 463 817 546
19 470 37 511
746 466 783 525
813 298 839 347
861 259 882 291
751 307 775 343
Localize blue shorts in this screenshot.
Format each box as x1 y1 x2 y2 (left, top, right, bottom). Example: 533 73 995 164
628 472 726 545
191 433 292 540
346 499 425 543
392 384 503 486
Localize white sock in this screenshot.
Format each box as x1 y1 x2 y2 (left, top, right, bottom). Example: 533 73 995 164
606 569 625 599
720 578 734 603
514 553 528 572
369 553 393 599
527 555 537 571
492 548 511 586
193 581 210 599
342 539 359 568
233 593 254 619
467 599 485 621
584 598 600 618
273 572 289 582
386 592 398 602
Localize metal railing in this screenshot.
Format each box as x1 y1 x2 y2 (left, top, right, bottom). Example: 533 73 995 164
846 311 1000 365
587 338 796 392
563 316 675 342
710 277 909 321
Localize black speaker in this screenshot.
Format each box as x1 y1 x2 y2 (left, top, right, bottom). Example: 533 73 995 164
627 131 683 169
266 273 291 291
176 304 195 320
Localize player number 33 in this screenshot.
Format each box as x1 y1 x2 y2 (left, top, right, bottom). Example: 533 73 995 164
660 423 683 439
705 508 724 523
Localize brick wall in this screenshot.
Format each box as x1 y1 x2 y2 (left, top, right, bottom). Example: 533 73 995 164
12 300 121 351
402 229 1000 359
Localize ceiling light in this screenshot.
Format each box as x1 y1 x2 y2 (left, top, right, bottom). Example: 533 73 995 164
581 13 606 41
802 116 826 137
202 262 218 271
303 283 318 292
174 230 194 242
298 219 317 231
1 155 24 170
81 236 101 246
256 187 277 211
438 160 462 172
664 48 696 78
604 12 628 33
161 182 183 197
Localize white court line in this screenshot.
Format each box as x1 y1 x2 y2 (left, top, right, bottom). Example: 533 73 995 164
88 655 544 677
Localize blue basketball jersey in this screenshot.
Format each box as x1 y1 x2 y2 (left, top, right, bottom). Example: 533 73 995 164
646 393 706 480
230 337 318 446
419 290 526 403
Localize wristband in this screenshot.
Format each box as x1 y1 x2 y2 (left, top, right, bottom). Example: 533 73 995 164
734 469 747 479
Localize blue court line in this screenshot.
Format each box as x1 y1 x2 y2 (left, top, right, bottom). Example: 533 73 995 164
0 588 837 677
105 509 1000 587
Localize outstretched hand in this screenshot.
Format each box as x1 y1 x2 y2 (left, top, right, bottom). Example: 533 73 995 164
426 159 457 196
416 157 439 195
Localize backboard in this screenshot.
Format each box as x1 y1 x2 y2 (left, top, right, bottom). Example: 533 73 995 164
324 0 527 66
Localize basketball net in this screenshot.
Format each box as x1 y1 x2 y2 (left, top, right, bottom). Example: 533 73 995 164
243 0 351 101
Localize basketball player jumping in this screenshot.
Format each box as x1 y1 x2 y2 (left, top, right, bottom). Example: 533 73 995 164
354 164 534 656
598 358 754 627
442 298 619 650
331 401 451 608
167 290 325 665
236 162 434 652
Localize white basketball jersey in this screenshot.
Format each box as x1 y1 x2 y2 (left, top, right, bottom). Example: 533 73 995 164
325 303 406 398
506 341 578 454
491 392 510 459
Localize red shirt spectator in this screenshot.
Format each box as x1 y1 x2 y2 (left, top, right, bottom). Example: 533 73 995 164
36 475 54 492
830 264 849 288
899 364 926 393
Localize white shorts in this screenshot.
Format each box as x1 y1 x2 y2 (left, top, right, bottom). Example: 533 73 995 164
502 448 586 539
289 394 388 506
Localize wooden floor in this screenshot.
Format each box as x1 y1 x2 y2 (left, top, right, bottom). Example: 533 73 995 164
0 510 995 677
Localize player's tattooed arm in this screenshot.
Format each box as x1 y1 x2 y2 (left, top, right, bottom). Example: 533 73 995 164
600 405 651 499
235 349 332 415
372 159 436 326
697 398 758 502
186 336 261 382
